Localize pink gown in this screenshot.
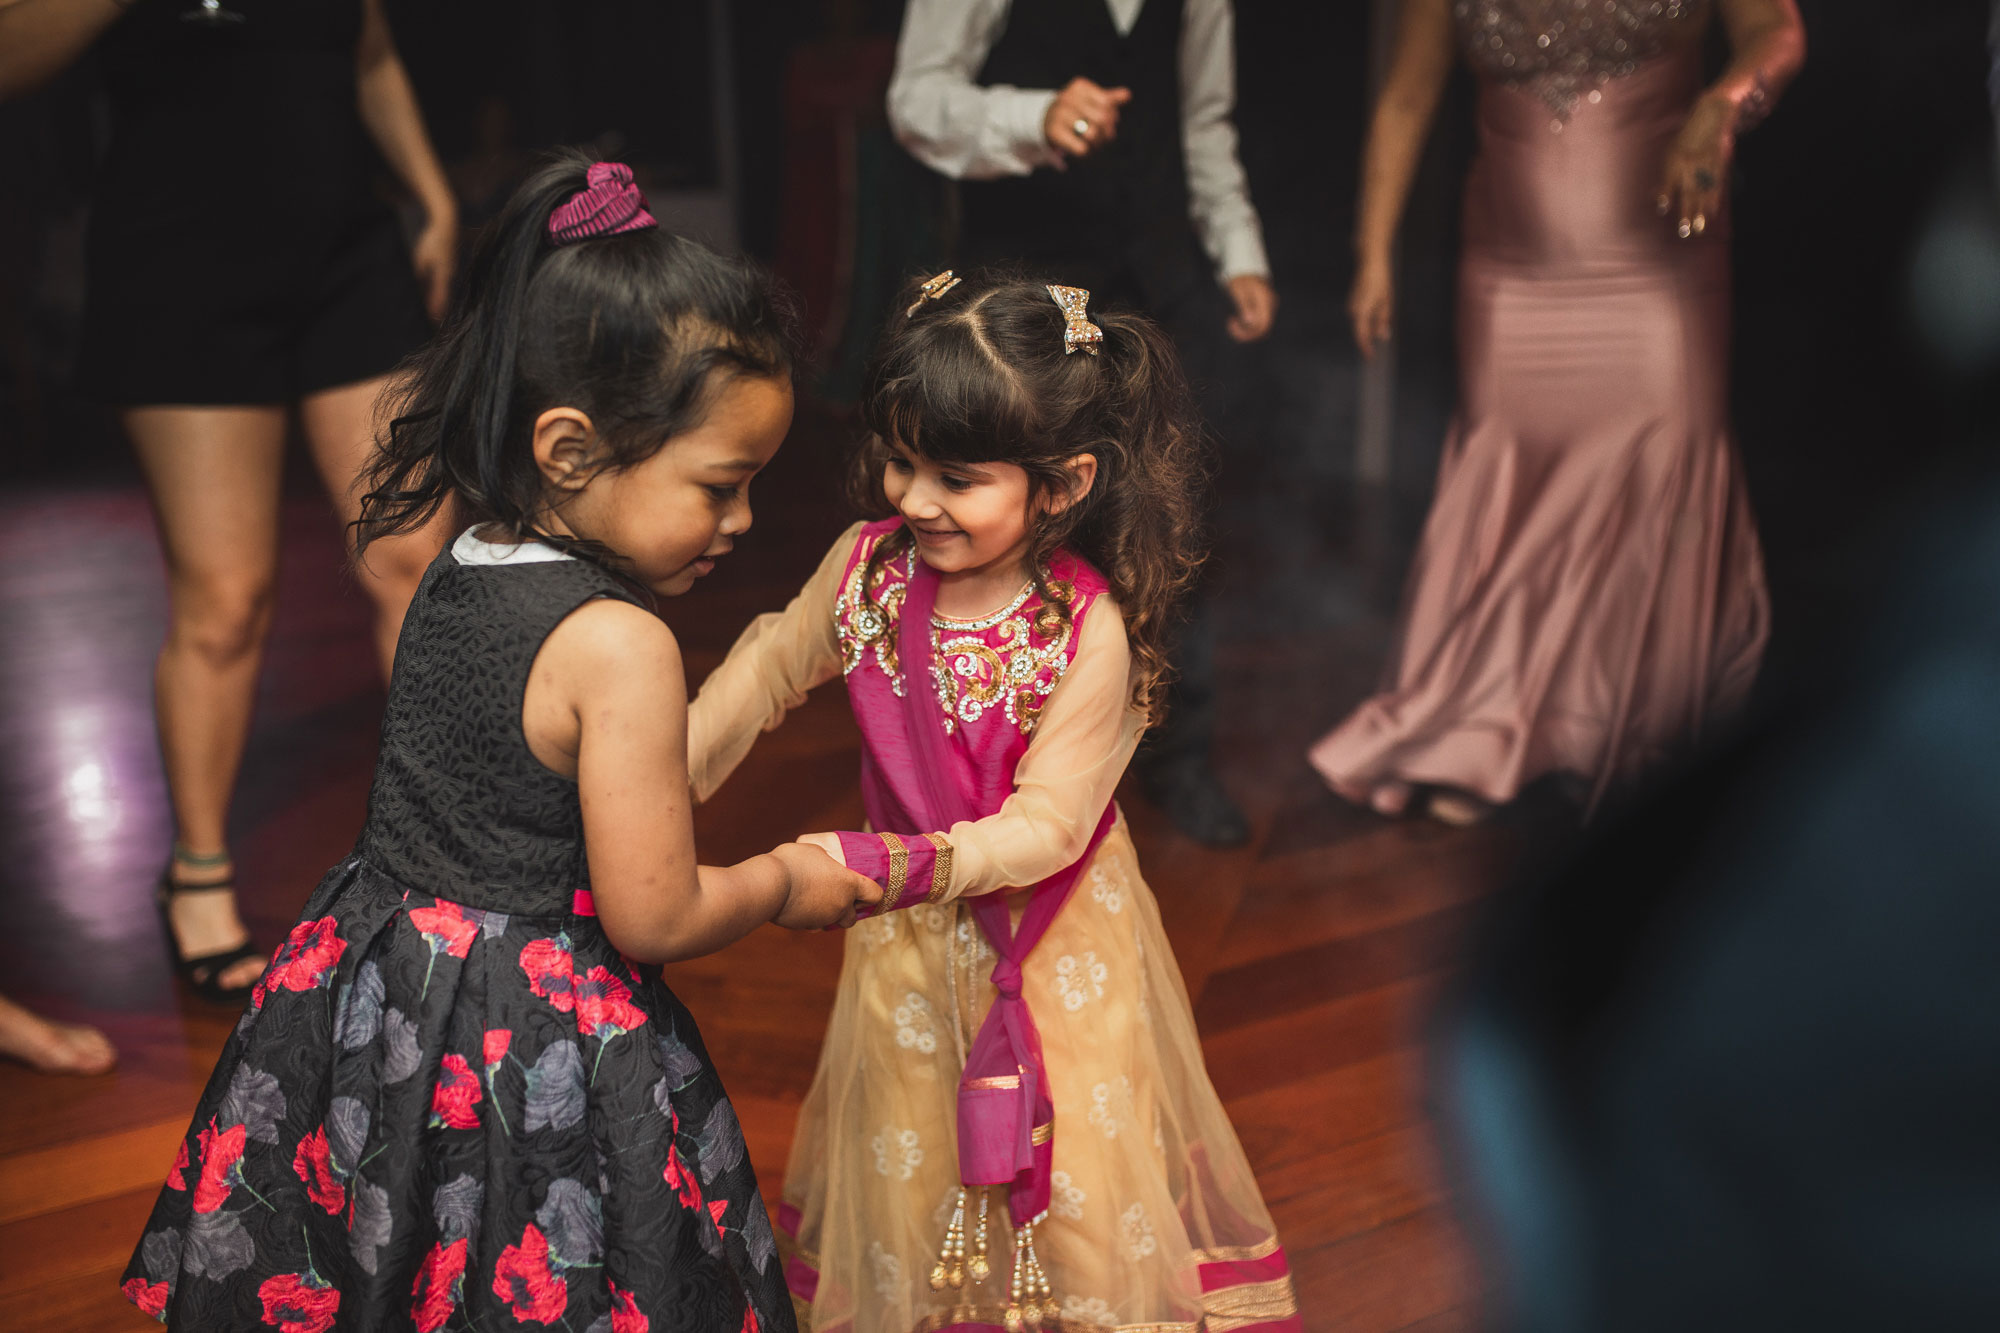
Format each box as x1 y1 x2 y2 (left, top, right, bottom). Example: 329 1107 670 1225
689 520 1298 1333
1311 0 1770 810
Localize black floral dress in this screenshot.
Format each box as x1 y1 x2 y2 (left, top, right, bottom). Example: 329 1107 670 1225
122 540 794 1333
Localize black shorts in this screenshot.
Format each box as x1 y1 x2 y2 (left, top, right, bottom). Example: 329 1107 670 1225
76 203 431 407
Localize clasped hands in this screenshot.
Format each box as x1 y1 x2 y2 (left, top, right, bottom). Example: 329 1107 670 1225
768 832 875 931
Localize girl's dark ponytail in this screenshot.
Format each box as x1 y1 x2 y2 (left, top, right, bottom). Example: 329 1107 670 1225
357 149 798 558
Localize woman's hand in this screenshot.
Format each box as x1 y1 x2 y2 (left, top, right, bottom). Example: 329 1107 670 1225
1348 255 1395 359
410 208 458 322
771 840 879 931
1657 93 1736 240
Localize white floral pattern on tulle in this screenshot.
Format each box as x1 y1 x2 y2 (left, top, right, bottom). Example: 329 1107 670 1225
872 1126 923 1180
893 991 938 1056
868 1241 903 1300
1120 1203 1159 1261
1088 1076 1134 1140
1048 1169 1086 1222
857 914 899 952
1062 1294 1121 1326
955 915 994 964
1087 864 1125 915
1053 952 1107 1012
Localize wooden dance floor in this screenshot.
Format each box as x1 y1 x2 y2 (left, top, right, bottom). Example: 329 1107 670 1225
0 414 1555 1331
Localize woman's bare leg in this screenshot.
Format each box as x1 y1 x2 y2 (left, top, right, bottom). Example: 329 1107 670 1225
300 375 451 679
127 405 286 993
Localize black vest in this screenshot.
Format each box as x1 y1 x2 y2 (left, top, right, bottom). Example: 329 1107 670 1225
958 0 1209 310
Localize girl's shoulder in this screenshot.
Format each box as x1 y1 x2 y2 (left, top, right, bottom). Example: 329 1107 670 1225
841 516 907 576
1046 547 1111 606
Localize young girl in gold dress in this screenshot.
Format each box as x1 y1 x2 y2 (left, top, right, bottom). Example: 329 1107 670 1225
688 271 1300 1333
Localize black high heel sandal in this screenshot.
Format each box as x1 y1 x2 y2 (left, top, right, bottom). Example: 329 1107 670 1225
156 869 264 1004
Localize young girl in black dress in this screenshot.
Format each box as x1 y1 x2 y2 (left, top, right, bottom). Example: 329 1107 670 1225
119 152 876 1333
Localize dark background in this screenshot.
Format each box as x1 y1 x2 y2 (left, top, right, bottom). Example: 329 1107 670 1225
1 0 1993 680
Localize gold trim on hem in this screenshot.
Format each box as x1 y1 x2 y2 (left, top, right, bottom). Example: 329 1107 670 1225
1187 1236 1285 1265
1201 1275 1299 1321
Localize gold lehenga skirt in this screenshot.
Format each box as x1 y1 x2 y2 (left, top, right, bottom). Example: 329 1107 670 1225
778 818 1301 1333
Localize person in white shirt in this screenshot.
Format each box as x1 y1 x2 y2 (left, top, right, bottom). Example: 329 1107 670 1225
887 0 1276 845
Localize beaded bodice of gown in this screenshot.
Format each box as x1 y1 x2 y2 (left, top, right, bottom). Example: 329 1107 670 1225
1453 0 1709 115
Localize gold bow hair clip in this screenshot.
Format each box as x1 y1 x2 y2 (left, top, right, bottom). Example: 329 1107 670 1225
906 269 962 317
1046 284 1103 356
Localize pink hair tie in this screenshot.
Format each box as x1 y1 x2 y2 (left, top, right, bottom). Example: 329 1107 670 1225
547 161 657 245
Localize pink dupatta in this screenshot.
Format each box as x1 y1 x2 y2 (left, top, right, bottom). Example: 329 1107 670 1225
895 556 1114 1231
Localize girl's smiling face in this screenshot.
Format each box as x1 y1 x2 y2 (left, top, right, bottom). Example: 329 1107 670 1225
880 438 1035 581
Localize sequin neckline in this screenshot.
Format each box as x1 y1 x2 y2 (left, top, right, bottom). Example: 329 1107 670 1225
1453 0 1708 119
931 579 1037 631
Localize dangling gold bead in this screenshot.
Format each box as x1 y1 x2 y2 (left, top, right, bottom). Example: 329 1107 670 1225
1004 1306 1026 1333
968 1254 991 1283
948 1261 965 1290
929 1262 949 1292
1023 1304 1044 1331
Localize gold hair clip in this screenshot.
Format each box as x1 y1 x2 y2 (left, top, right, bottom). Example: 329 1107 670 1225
906 269 962 317
1046 284 1102 356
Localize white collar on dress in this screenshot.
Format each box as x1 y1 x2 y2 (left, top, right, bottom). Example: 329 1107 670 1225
450 527 575 566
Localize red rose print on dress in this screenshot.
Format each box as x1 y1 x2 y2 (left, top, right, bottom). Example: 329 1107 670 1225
741 1304 761 1333
122 1277 171 1319
430 1053 483 1130
411 1238 468 1333
483 1028 511 1068
192 1118 248 1214
291 1126 345 1215
520 936 580 1013
493 1224 569 1324
574 966 647 1040
252 917 347 1010
663 1141 702 1212
608 1280 649 1333
166 1139 190 1191
257 1271 341 1333
409 900 480 958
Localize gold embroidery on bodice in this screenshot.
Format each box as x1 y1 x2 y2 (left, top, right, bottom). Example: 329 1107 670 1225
835 541 1081 736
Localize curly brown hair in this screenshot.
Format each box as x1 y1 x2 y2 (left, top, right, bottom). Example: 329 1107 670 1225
850 269 1209 726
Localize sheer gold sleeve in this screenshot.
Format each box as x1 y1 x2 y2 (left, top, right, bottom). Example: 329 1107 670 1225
685 522 861 804
933 597 1144 900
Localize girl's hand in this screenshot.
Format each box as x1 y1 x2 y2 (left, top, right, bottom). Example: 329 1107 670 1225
771 841 880 931
1657 93 1735 240
795 831 844 863
1349 256 1395 359
411 210 459 321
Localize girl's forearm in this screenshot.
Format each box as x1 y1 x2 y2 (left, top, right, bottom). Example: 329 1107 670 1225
0 0 127 103
355 26 454 223
614 854 789 966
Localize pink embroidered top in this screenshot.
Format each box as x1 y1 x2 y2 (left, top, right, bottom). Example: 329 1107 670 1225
687 518 1146 908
